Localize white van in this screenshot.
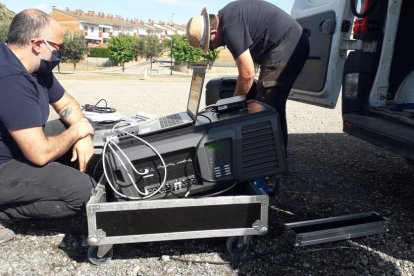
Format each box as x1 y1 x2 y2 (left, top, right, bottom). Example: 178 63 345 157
289 0 414 163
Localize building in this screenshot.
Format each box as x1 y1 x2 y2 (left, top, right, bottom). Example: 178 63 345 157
50 7 186 46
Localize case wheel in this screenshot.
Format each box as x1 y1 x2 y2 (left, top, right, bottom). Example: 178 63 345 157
87 246 114 265
226 236 251 257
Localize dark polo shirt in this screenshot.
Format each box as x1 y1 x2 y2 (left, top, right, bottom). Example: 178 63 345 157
0 42 64 165
218 0 302 64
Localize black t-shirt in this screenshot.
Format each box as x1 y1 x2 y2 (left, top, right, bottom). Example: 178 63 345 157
0 42 65 165
218 0 302 64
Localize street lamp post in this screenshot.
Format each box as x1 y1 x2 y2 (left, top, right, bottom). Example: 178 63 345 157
170 13 175 75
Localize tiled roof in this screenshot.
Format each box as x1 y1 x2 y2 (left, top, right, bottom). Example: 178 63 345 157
52 7 187 34
53 7 143 28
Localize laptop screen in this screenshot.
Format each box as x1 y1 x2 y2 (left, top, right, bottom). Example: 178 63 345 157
187 66 207 120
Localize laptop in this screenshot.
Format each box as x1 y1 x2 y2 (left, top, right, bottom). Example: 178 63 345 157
138 65 207 136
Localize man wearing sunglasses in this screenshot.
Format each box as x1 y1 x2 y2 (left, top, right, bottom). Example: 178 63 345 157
0 9 96 243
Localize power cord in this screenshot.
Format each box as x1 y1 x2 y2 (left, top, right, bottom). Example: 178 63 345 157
83 99 117 113
102 129 167 200
193 114 217 183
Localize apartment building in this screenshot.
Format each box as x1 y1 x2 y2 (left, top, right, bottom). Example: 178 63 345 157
51 7 186 46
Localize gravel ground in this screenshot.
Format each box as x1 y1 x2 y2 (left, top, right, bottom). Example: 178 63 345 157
0 70 413 275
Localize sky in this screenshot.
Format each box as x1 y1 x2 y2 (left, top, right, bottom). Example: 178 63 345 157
0 0 294 24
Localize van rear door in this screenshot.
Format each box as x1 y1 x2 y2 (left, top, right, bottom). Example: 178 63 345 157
289 0 355 108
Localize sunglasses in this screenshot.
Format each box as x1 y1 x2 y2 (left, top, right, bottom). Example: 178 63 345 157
43 39 65 52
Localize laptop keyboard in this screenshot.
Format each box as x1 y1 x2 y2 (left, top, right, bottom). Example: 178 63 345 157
159 114 184 128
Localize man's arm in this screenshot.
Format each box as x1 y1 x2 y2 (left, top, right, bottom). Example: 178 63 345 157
234 49 256 96
9 119 93 166
52 91 86 126
9 91 94 168
51 91 95 172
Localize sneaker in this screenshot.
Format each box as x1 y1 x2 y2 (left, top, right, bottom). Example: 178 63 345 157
0 222 15 243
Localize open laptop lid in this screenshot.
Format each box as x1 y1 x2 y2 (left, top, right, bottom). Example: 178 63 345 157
187 64 207 121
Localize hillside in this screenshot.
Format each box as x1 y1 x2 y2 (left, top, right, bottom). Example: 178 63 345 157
0 2 14 41
0 2 15 23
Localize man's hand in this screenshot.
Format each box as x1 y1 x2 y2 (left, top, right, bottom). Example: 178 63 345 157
71 136 94 172
52 92 95 171
68 118 94 172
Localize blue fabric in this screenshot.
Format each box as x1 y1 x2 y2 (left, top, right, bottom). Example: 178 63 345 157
0 42 65 165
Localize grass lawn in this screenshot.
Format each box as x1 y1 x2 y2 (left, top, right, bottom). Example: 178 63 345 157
56 62 105 72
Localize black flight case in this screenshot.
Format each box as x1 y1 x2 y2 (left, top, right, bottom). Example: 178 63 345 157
86 87 286 265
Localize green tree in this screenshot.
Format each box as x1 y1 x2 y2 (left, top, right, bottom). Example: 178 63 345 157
0 24 8 42
131 36 143 61
107 34 135 72
204 48 221 69
161 38 170 53
61 32 88 72
172 35 204 64
171 35 220 68
141 35 163 72
0 3 14 42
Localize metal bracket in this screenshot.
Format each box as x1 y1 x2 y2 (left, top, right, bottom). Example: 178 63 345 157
87 205 101 215
252 220 268 235
97 244 113 258
295 235 303 247
87 229 107 246
96 229 106 239
340 39 377 52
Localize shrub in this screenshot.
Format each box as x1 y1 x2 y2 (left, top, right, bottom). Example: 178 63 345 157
88 47 110 58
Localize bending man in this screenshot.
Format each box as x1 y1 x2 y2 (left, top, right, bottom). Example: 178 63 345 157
187 0 310 149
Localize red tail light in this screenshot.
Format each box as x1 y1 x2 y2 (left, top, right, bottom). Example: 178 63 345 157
353 0 373 35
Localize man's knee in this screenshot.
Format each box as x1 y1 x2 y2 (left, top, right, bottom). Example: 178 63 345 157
67 173 95 208
45 162 95 207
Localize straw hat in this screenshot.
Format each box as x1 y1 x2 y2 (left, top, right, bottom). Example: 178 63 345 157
186 7 210 52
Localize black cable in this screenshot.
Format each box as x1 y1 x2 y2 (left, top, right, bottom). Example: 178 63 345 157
159 113 232 198
95 99 108 107
83 98 117 113
193 113 217 183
